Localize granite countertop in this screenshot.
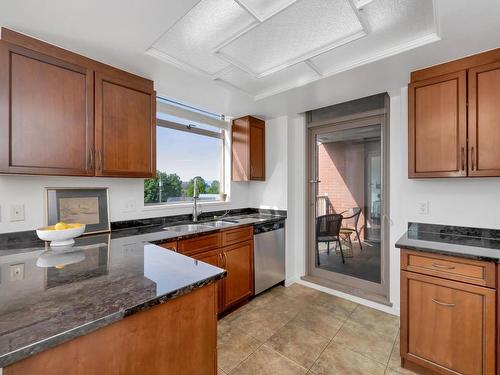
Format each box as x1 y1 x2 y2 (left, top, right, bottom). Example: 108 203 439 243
395 222 500 262
0 211 286 368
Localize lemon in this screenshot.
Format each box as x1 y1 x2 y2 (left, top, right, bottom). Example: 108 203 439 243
54 222 69 230
68 223 82 228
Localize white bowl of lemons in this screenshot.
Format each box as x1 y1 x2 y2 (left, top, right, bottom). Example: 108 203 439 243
36 222 86 247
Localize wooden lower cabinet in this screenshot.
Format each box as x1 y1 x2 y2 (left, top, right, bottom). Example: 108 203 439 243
4 284 217 375
400 251 496 375
192 249 224 314
221 240 254 311
180 227 255 314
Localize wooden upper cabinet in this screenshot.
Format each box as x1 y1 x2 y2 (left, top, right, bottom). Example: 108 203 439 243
95 72 156 178
468 61 500 177
408 71 467 178
232 116 265 181
409 47 500 178
0 28 155 178
0 42 94 176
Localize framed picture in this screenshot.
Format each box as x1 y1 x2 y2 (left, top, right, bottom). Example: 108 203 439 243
46 188 110 234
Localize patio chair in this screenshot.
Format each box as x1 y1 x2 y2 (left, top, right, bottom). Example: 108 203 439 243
340 207 363 250
316 214 345 266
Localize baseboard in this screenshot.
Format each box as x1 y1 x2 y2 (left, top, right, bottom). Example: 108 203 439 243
284 276 299 287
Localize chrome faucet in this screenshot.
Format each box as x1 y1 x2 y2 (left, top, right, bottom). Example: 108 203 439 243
192 177 201 222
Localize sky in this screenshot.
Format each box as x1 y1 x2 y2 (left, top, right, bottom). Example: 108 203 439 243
156 126 222 182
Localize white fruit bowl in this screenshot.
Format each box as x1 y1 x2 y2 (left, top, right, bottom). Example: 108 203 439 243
36 225 86 247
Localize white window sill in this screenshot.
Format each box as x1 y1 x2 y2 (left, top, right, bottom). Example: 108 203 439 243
142 200 232 212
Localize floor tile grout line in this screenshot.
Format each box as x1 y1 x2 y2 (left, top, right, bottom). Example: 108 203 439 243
304 302 358 372
225 338 267 374
307 302 395 371
384 328 400 372
222 292 303 373
260 343 310 373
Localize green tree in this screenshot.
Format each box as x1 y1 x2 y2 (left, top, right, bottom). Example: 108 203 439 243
144 172 182 203
186 176 208 197
207 180 220 194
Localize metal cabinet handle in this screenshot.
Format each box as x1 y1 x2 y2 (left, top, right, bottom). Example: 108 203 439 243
471 146 475 171
88 148 94 169
431 263 455 270
309 179 321 184
97 149 103 171
461 147 465 171
432 298 455 308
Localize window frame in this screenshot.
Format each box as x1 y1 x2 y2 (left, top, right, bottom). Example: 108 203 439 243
144 117 227 207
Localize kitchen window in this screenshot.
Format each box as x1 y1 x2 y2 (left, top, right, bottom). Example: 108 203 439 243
144 99 227 205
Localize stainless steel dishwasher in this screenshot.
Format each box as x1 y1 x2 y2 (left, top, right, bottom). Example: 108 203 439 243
253 220 286 295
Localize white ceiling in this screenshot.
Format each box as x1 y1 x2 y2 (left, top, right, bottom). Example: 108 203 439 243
148 0 437 99
1 0 500 119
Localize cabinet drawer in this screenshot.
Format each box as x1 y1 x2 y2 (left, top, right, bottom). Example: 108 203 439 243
401 249 495 287
222 226 253 247
178 233 221 255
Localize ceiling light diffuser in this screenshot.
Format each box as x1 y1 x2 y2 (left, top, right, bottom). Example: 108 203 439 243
151 0 257 76
234 0 297 21
215 0 367 77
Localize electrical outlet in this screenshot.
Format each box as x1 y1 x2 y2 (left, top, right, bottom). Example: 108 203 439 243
10 204 25 221
10 263 24 281
417 201 429 215
122 199 137 213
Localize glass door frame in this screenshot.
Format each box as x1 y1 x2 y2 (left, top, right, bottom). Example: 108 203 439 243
305 108 390 303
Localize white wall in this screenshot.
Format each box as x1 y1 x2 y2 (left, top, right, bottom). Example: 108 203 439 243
0 117 291 234
282 87 500 314
0 176 250 233
388 87 500 310
247 116 288 210
285 115 307 283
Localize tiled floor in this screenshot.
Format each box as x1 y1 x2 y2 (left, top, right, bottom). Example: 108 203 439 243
218 284 415 375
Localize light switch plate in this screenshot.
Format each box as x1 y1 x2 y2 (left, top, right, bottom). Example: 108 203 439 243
10 204 25 221
417 201 429 215
10 263 25 281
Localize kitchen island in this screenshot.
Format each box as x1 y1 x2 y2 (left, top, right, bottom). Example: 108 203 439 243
0 209 286 374
0 236 226 374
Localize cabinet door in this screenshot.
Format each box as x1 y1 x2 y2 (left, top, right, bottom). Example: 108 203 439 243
95 72 155 178
468 61 500 176
221 240 254 310
408 71 467 178
232 116 250 181
192 249 223 314
400 271 495 375
249 119 265 180
0 42 94 176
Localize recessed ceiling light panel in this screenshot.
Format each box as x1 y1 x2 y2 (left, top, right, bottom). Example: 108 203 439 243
151 0 257 76
215 0 367 77
235 0 297 21
217 62 320 96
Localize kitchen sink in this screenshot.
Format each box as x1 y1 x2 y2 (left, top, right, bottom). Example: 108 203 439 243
205 219 239 228
163 224 213 232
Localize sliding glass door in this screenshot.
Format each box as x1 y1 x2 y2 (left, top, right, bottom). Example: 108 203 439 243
307 112 389 300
